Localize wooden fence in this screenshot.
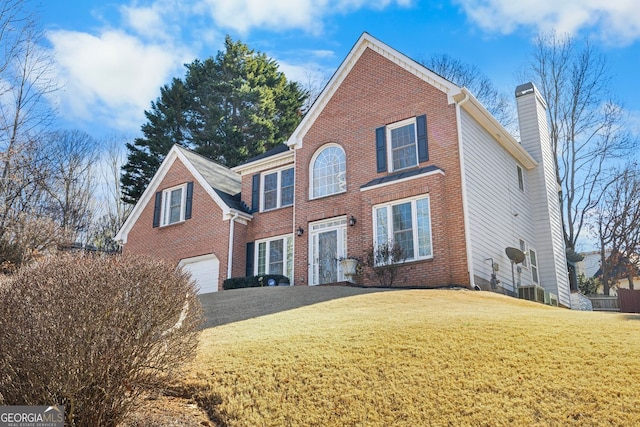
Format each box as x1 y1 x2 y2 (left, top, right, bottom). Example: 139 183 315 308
617 289 640 313
588 296 619 312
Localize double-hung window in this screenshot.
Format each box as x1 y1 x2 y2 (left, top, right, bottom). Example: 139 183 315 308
262 167 294 211
530 249 539 284
373 195 433 262
256 235 294 279
376 115 428 173
389 118 418 171
153 182 193 228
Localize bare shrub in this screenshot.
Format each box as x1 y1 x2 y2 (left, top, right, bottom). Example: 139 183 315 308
363 242 407 287
0 253 203 427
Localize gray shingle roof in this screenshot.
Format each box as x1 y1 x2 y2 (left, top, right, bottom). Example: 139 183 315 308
238 144 290 166
175 146 250 213
360 165 444 189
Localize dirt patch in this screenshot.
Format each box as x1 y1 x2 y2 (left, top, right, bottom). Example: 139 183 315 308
120 394 215 427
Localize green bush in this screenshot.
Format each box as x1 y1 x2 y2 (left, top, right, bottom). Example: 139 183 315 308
223 274 290 290
0 253 203 427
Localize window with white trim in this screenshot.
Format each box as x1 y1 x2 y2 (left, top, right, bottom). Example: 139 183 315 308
373 195 432 262
311 144 346 199
388 118 418 172
256 235 294 279
261 167 294 211
519 239 529 268
529 248 539 284
161 184 187 226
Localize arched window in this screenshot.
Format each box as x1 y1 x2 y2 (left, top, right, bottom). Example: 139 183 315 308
311 144 346 199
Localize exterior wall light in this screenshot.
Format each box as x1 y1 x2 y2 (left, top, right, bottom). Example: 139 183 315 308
349 215 357 226
296 226 304 237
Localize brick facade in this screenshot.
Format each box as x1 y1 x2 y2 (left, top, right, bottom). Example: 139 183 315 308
124 158 231 289
122 39 472 291
288 48 469 287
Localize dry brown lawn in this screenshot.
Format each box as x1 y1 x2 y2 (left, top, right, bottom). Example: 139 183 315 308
183 289 640 426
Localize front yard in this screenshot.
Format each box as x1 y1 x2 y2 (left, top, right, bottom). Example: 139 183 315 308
181 289 640 426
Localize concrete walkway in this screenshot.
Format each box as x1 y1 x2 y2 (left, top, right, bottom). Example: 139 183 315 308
198 285 395 329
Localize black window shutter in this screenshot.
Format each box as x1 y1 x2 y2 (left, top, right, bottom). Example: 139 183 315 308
246 242 255 277
251 174 260 212
416 114 429 163
152 191 162 228
185 181 194 220
375 126 387 173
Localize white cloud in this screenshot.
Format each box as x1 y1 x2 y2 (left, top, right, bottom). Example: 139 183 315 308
47 29 191 132
198 0 413 34
628 109 640 139
43 0 412 133
455 0 640 45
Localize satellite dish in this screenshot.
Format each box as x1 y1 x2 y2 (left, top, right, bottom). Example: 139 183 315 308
505 247 525 264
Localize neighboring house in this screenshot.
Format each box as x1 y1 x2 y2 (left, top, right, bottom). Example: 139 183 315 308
116 33 571 307
578 250 640 296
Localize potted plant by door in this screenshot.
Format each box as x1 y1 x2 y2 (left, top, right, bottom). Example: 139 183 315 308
339 256 360 283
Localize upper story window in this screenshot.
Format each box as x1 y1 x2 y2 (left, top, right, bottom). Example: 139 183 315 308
153 182 193 228
311 144 346 199
376 115 428 173
373 195 432 262
389 118 418 171
517 165 524 191
261 167 294 211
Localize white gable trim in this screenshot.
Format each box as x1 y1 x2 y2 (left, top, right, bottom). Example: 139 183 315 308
115 146 250 244
231 150 294 175
287 32 460 149
454 89 538 170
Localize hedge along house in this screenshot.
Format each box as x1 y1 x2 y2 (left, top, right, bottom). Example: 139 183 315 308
116 33 571 307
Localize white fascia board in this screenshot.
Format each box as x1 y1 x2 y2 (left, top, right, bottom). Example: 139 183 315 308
455 89 538 170
115 147 182 243
231 151 294 175
116 146 251 244
287 32 461 149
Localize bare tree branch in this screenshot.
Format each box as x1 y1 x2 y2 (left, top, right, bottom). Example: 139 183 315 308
525 31 636 251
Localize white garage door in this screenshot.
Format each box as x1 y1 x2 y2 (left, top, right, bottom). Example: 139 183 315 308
178 254 220 294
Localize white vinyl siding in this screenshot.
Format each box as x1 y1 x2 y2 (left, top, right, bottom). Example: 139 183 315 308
460 109 537 291
516 86 571 307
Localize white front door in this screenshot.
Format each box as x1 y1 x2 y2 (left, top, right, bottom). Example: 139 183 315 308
309 217 347 286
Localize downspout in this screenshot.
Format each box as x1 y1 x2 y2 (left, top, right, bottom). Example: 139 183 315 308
227 212 239 279
291 147 297 284
455 91 477 289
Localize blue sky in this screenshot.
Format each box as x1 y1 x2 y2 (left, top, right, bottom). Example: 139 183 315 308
39 0 640 139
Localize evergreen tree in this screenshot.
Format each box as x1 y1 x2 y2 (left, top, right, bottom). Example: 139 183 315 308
121 36 308 204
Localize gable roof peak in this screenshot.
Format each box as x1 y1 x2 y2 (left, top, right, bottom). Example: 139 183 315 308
287 32 461 149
